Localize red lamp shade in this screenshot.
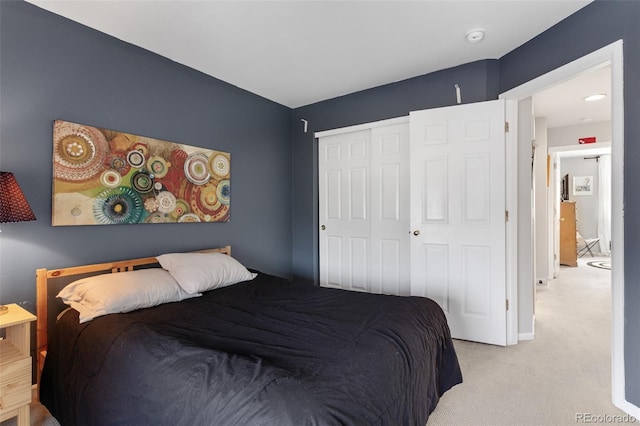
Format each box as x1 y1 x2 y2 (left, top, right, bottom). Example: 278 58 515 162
0 171 36 223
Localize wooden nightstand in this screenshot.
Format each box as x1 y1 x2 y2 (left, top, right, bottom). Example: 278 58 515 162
0 304 36 426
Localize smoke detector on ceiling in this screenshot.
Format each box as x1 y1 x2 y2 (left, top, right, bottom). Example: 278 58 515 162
466 29 485 44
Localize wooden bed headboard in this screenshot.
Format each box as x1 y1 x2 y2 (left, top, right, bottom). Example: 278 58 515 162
35 245 231 380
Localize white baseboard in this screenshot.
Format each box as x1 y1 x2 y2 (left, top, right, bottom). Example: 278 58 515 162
518 332 535 341
519 314 535 341
614 398 640 422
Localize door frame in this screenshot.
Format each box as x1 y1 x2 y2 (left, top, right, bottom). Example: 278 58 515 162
549 142 612 275
500 40 630 414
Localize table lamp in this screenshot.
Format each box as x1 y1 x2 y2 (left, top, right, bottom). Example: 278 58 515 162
0 171 36 314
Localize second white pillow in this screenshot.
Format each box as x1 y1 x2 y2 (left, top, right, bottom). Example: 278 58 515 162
157 252 257 294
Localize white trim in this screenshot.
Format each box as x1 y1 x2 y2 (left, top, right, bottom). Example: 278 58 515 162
548 141 612 156
617 400 640 422
500 40 629 414
609 39 626 413
499 44 615 100
314 116 408 138
518 332 535 341
519 315 535 342
504 99 519 346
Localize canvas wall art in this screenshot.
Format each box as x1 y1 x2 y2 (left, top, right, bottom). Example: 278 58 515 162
52 120 230 226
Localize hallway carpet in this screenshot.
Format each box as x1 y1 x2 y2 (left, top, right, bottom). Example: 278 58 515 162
427 256 629 425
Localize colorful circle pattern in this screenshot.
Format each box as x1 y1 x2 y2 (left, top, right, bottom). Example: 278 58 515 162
217 179 230 205
210 153 230 179
54 122 109 182
189 180 229 222
184 153 211 185
131 172 154 193
147 156 169 178
100 170 122 188
156 191 177 214
93 187 143 224
105 151 130 176
127 150 145 168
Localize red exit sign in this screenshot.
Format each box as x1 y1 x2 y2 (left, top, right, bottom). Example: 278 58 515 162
579 136 596 144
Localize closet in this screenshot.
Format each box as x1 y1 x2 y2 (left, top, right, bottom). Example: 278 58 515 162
316 100 508 346
317 119 410 295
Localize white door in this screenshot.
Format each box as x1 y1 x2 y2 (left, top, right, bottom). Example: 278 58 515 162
319 129 371 292
370 124 411 295
409 100 507 346
318 122 410 294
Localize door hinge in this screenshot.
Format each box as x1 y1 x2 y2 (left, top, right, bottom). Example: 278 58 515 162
505 210 509 222
505 122 510 133
506 299 509 311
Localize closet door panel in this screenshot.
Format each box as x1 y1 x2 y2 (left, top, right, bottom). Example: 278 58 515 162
326 236 343 288
319 120 409 296
422 156 449 223
348 236 369 292
319 130 372 291
413 243 450 313
410 100 507 346
371 123 410 296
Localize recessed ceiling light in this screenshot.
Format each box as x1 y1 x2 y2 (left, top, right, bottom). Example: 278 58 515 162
466 29 485 44
584 94 607 102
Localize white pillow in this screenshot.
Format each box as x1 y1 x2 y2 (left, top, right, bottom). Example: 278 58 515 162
57 268 200 323
157 252 257 294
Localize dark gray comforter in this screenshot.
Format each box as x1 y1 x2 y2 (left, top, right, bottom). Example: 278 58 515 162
40 272 462 425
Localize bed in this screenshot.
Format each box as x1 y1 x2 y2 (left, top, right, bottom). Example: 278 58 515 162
37 246 462 425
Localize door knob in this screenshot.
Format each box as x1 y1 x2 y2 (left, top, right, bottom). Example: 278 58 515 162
321 225 326 230
413 230 420 236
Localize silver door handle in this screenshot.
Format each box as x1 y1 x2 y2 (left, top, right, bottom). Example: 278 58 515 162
413 230 420 236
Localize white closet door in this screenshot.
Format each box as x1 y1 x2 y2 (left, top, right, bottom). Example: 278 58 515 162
318 101 507 346
370 124 410 295
319 130 372 292
410 100 507 346
318 122 410 295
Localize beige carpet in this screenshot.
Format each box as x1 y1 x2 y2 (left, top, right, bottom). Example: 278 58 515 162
427 256 626 426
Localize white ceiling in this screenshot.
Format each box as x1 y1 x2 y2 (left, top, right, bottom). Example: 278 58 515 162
533 64 611 128
26 0 608 127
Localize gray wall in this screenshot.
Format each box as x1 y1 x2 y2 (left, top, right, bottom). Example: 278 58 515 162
0 1 293 316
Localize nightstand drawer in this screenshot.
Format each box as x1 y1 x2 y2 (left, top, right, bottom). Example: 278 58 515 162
0 356 31 414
